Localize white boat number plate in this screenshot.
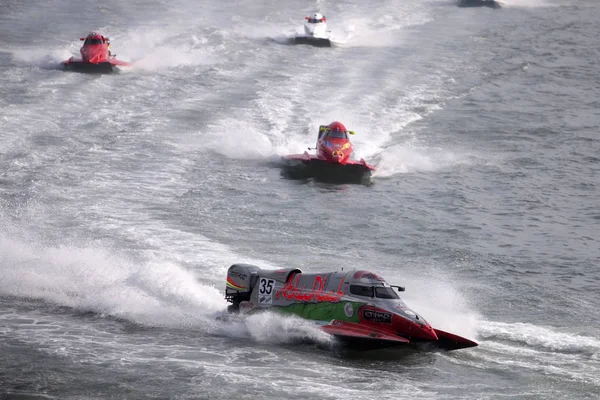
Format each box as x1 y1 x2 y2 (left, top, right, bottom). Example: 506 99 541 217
258 278 275 304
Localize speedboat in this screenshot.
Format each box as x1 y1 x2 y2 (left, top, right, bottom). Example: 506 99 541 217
458 0 502 9
281 121 375 184
294 13 332 47
62 32 131 74
224 264 478 351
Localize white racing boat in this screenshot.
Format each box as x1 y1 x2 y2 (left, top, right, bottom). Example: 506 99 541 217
294 13 332 47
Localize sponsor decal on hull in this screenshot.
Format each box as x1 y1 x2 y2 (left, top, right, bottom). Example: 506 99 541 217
275 274 344 303
344 302 354 318
363 309 392 324
229 270 247 281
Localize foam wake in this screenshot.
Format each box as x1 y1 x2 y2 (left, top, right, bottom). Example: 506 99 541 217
470 321 600 385
0 232 333 346
479 321 600 355
0 234 227 329
218 312 333 346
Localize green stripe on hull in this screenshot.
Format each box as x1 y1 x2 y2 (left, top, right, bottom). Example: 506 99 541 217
274 301 361 323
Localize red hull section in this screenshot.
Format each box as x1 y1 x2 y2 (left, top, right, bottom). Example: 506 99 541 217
320 320 477 351
320 305 476 351
322 320 410 343
433 328 479 351
322 320 410 350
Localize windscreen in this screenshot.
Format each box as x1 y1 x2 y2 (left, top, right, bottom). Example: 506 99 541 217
326 130 347 139
349 285 374 297
375 286 399 299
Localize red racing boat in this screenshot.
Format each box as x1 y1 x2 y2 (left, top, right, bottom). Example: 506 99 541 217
282 121 375 183
224 264 478 352
62 32 131 74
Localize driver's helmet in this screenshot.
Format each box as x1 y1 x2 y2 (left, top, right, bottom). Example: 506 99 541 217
308 13 325 23
328 121 347 132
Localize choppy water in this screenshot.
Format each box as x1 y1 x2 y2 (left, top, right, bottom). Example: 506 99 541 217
1 0 599 398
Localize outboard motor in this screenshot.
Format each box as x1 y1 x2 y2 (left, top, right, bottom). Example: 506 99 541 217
225 264 260 312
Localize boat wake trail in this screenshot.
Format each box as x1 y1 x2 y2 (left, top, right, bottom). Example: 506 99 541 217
479 321 600 355
0 234 227 329
469 321 600 386
113 27 224 71
0 231 331 346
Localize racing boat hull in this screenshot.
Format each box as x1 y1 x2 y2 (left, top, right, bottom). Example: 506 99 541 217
62 55 130 74
224 265 478 353
294 16 332 47
293 35 332 48
282 155 373 184
62 60 116 74
458 0 502 8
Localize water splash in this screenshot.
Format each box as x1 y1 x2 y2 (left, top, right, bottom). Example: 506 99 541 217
0 234 227 329
479 321 600 354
